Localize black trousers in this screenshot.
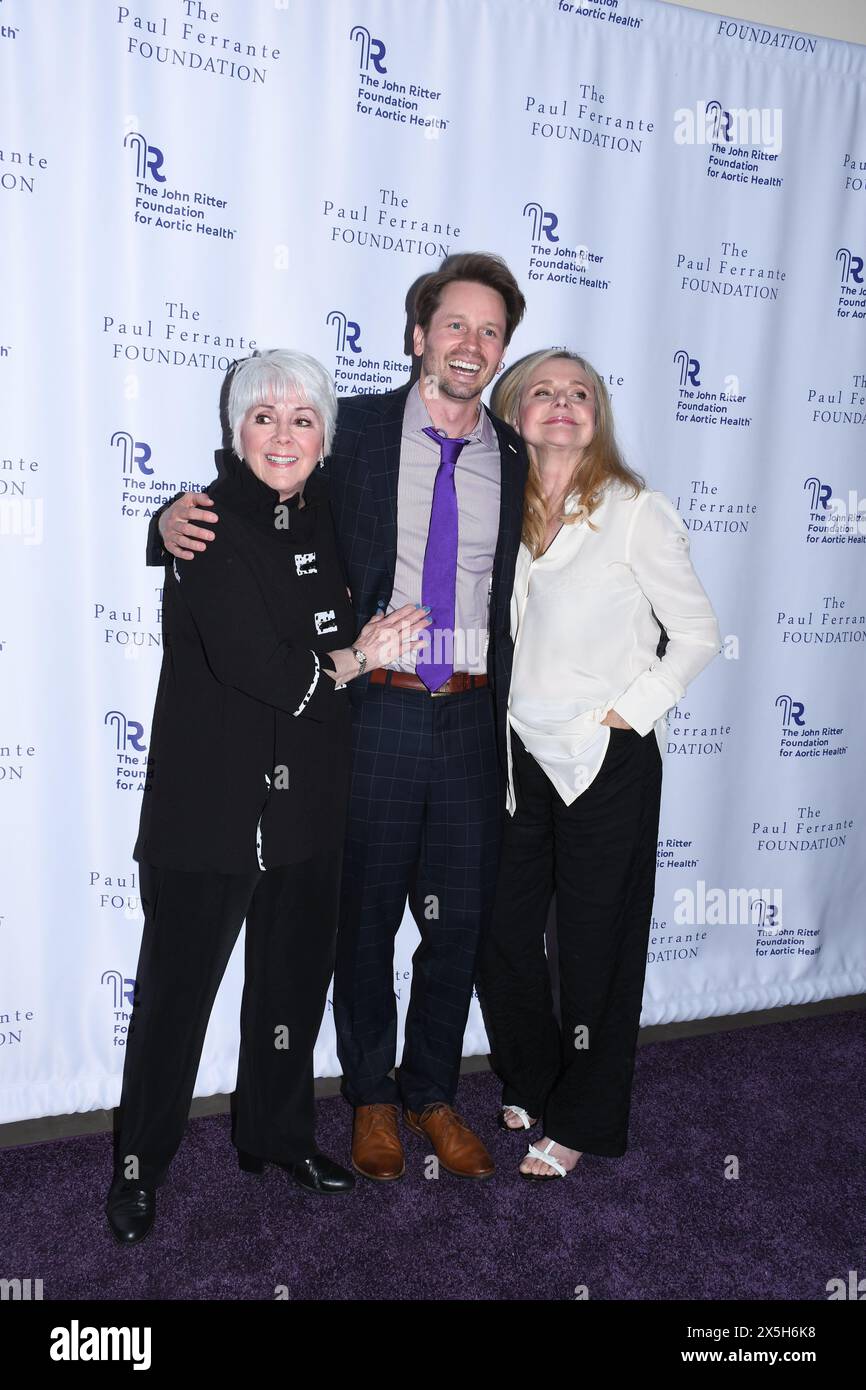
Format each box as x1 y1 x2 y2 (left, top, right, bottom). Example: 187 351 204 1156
476 727 662 1156
113 852 340 1189
333 683 502 1112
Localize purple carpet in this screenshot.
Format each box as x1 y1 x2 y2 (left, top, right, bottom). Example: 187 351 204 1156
2 1010 863 1301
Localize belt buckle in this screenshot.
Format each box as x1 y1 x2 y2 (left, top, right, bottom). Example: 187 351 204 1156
430 673 458 697
431 674 470 697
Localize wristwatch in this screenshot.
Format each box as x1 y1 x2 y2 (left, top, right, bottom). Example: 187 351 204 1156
352 647 367 676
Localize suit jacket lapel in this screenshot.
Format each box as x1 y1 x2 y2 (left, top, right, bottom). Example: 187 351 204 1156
488 411 526 624
366 381 412 592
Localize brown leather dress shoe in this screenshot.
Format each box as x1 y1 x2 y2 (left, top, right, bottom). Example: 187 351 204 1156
351 1103 405 1180
404 1103 495 1179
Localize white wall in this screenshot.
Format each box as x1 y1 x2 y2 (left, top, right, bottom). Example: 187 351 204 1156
670 0 866 44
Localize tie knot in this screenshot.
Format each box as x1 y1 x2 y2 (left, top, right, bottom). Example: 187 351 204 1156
422 426 469 466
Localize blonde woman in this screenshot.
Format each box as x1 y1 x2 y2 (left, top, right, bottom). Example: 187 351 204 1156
476 350 721 1180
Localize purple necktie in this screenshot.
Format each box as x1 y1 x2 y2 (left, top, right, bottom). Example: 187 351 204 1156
417 426 469 692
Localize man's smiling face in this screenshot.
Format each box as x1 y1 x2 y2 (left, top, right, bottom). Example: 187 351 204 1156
413 280 507 404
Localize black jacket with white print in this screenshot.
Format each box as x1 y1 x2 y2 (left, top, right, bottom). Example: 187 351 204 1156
135 450 355 873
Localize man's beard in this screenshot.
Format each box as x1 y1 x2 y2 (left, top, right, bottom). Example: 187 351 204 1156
439 378 482 400
436 364 490 401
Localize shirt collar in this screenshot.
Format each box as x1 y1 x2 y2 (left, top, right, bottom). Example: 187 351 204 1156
404 379 496 448
562 483 610 517
219 448 323 520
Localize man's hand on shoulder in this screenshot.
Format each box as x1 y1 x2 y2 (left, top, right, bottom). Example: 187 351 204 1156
159 492 219 560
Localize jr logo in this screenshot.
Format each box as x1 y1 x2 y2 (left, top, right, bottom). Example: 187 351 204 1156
104 710 147 753
100 969 137 1010
111 431 153 476
751 897 781 930
803 477 832 510
522 202 559 243
350 25 387 73
123 131 166 183
836 247 865 286
705 99 734 141
673 349 701 387
326 310 363 354
775 695 806 728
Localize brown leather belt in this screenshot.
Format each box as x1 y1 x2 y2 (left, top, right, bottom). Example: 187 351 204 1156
369 669 489 696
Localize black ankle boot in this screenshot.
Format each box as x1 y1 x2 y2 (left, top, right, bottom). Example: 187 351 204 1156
106 1176 157 1245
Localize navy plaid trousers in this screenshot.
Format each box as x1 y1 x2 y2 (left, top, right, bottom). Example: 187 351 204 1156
332 681 503 1111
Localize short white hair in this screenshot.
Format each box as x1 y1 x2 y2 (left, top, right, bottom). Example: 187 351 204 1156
227 349 338 458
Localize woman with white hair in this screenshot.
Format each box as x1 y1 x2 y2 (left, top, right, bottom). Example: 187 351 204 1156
476 349 721 1181
107 350 430 1244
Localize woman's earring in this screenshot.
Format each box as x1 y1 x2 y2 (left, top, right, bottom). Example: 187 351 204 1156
317 456 325 469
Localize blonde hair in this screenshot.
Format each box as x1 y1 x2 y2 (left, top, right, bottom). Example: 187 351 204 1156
491 349 643 558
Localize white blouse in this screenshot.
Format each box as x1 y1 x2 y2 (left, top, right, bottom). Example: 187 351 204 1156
506 481 722 815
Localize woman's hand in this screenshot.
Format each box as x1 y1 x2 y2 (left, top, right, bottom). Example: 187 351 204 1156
601 709 633 729
326 604 432 683
355 604 433 669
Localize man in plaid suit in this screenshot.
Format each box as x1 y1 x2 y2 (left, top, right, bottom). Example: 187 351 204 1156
152 252 528 1180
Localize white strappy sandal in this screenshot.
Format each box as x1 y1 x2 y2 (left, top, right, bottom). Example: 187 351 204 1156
498 1104 538 1131
520 1140 568 1180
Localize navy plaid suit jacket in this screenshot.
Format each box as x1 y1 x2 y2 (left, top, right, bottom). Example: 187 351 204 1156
325 380 529 771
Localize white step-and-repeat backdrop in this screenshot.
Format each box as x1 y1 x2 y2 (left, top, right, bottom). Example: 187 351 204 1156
2 0 864 1121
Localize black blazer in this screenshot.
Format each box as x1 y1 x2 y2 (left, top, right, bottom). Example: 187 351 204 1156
137 453 355 873
147 383 529 769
